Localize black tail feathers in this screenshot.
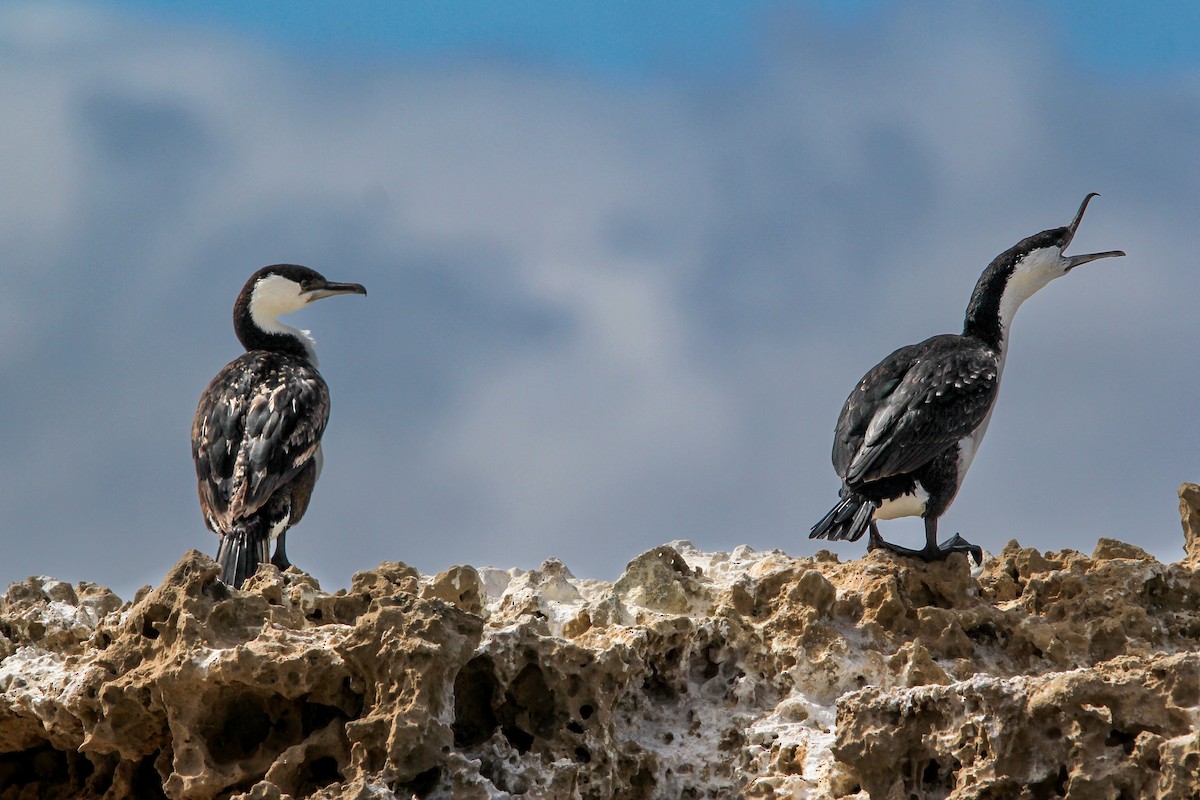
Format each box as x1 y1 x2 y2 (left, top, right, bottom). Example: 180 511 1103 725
215 524 271 588
810 491 877 543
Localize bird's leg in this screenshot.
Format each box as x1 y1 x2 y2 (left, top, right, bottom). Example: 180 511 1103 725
867 522 885 552
270 530 292 571
869 517 983 564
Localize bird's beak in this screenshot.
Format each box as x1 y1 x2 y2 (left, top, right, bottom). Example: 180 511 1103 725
1062 192 1125 271
1064 192 1100 248
1064 250 1125 271
304 281 368 302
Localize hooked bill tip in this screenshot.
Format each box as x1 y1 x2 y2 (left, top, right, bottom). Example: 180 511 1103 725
1066 192 1101 240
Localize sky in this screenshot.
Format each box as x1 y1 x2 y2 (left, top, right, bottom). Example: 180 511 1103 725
1 1 1196 600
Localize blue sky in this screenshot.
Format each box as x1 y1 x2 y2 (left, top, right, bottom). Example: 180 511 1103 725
2 2 1197 599
96 0 1200 79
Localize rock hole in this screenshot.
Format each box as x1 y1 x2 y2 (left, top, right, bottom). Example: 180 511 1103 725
580 703 594 719
296 755 342 796
0 742 70 793
502 722 536 753
966 621 1000 645
498 663 559 754
1030 764 1070 799
204 693 273 763
341 676 366 717
301 700 343 736
575 746 592 763
85 753 116 796
629 765 657 800
567 721 584 734
139 603 170 640
642 663 678 703
1055 765 1069 796
399 766 441 798
1105 728 1138 755
664 646 682 667
452 655 500 747
920 757 956 790
132 751 169 799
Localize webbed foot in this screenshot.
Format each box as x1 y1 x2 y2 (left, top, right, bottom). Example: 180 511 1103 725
871 531 983 565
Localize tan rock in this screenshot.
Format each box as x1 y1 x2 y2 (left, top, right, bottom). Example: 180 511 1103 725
3 522 1200 798
1180 483 1200 564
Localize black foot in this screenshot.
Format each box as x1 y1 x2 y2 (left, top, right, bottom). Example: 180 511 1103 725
873 533 983 565
270 553 292 570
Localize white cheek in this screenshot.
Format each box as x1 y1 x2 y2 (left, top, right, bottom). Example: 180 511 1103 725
997 247 1065 338
248 275 319 362
249 275 306 327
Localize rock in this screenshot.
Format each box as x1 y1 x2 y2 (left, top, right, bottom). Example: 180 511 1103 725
1093 537 1155 561
3 517 1200 798
421 565 484 615
1180 483 1200 564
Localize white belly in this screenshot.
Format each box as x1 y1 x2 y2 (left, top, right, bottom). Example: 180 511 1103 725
956 402 996 483
874 485 930 520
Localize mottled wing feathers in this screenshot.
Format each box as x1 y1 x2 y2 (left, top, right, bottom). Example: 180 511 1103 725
833 335 998 486
192 352 329 533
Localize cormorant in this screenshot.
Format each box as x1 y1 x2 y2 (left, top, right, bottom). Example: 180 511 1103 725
192 264 366 587
810 194 1124 562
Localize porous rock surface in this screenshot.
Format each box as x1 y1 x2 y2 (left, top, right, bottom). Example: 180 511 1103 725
2 484 1200 799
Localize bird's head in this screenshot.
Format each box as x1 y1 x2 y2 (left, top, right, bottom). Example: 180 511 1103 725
244 264 367 321
965 193 1124 350
233 264 367 359
1001 193 1126 294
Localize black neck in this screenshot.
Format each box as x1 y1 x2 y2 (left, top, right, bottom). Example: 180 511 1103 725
961 260 1010 351
962 227 1063 351
232 291 310 359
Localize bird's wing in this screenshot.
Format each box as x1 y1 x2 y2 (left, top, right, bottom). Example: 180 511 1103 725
192 353 330 531
833 337 998 486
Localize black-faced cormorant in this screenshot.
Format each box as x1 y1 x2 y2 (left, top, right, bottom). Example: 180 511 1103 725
810 194 1124 562
192 264 366 587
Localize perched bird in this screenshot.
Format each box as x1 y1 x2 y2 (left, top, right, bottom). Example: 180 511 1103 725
192 264 366 587
810 194 1124 562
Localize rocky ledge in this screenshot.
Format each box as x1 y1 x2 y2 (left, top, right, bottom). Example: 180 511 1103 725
3 485 1200 800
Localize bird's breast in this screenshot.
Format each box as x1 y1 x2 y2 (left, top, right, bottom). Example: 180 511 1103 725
955 401 998 485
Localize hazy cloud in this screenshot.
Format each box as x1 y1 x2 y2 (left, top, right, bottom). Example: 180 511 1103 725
1 2 1195 599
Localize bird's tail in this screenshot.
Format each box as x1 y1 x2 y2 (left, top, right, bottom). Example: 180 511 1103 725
215 522 270 589
810 490 877 543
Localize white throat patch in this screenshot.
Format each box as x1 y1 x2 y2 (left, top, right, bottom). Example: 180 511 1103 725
996 246 1063 351
249 274 318 364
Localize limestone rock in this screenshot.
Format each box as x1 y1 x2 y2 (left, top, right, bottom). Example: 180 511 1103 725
1181 483 1200 564
3 496 1200 798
